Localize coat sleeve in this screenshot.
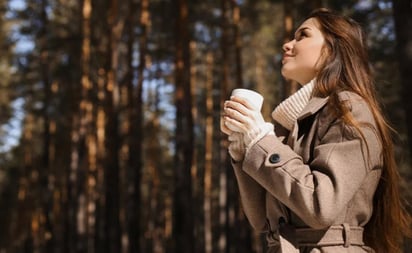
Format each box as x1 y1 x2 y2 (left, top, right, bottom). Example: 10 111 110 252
240 98 382 229
232 160 268 231
231 122 292 233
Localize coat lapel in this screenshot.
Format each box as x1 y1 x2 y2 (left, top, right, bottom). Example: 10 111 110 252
297 96 329 121
288 96 329 148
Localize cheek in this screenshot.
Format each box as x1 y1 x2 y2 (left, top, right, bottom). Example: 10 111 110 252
304 45 325 68
314 47 329 70
297 53 319 70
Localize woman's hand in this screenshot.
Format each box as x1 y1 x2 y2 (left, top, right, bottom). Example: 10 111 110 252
223 96 274 149
227 132 246 162
220 114 233 135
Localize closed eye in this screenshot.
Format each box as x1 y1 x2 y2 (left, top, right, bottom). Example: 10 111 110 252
296 31 308 41
294 27 310 41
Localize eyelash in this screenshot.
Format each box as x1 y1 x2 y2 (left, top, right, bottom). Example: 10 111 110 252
296 32 307 41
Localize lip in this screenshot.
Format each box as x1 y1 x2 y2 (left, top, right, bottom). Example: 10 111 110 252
282 54 293 64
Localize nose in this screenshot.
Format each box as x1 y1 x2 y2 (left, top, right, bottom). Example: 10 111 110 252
282 39 295 52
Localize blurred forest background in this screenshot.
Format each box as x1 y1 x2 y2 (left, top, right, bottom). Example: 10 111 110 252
0 0 411 252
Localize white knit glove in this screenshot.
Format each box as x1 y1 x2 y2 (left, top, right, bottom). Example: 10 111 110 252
227 132 246 162
224 97 274 150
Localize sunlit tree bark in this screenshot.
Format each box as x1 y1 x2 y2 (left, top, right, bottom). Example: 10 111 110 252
218 1 230 251
204 51 214 253
76 0 94 251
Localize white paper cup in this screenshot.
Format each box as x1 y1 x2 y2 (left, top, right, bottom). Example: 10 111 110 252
231 88 264 111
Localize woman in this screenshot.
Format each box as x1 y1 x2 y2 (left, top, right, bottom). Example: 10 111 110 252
221 8 411 253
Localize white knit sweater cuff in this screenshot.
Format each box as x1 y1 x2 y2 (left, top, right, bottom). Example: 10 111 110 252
245 122 274 153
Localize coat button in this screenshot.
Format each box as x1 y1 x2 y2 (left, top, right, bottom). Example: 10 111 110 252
269 153 280 164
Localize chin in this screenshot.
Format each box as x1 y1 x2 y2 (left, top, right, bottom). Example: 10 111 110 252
280 69 295 82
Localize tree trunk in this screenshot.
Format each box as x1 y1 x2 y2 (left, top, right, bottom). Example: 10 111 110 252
282 0 299 97
101 0 131 252
229 1 254 252
38 0 54 251
65 1 85 249
127 0 147 252
17 113 35 253
392 0 412 157
219 1 229 252
173 0 194 252
231 0 243 89
204 51 214 253
77 0 94 251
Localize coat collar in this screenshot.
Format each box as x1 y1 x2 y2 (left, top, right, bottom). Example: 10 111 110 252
288 96 329 148
297 96 329 121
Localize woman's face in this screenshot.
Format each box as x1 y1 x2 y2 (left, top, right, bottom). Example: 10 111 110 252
281 18 326 85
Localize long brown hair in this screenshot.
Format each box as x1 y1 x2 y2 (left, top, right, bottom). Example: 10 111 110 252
308 8 411 253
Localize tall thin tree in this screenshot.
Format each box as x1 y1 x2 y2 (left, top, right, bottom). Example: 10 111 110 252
173 0 195 252
127 0 148 251
392 0 412 157
76 0 94 251
37 0 54 251
282 0 299 97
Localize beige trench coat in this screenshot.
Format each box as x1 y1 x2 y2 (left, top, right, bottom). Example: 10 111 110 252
232 91 382 252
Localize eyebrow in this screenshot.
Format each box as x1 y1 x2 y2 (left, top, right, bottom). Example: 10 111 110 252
294 27 311 38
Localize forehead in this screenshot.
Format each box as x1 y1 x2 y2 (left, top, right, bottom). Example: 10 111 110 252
297 18 321 32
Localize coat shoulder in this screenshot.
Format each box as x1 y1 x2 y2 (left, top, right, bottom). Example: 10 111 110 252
337 91 376 124
316 90 377 141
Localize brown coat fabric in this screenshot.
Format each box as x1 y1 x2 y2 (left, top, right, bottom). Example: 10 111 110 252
232 91 382 252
